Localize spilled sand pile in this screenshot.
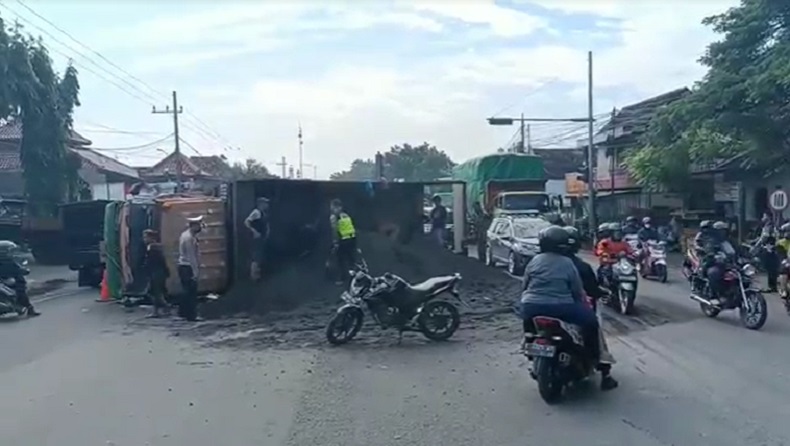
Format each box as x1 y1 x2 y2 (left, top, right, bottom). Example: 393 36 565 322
203 231 519 320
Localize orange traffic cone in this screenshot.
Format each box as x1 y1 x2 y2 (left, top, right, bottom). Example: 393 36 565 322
97 269 111 302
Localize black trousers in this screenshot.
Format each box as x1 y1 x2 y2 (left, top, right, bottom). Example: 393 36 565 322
177 265 198 320
336 238 357 281
14 275 32 308
763 251 780 291
149 277 168 309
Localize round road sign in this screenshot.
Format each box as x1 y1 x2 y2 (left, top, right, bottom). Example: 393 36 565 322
770 189 788 211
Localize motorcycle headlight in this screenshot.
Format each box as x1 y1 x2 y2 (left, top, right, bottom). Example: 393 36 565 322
742 264 756 277
615 260 634 275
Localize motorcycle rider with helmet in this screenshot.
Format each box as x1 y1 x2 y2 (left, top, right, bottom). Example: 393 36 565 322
0 241 39 316
623 216 640 236
595 223 635 285
695 220 732 306
562 226 618 390
638 217 659 242
777 223 790 298
519 226 603 382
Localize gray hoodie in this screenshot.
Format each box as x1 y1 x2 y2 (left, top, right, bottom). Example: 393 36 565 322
520 252 584 305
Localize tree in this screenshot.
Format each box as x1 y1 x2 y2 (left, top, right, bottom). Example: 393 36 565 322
625 0 790 188
229 158 275 180
0 18 82 215
331 143 455 181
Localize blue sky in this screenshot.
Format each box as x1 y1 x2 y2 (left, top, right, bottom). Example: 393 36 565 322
1 0 738 178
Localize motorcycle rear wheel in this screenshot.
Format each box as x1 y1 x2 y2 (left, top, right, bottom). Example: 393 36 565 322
418 301 460 341
535 357 563 404
326 308 364 345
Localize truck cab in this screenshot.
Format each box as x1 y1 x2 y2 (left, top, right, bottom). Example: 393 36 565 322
492 191 550 217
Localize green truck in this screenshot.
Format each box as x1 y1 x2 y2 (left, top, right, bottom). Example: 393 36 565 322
452 153 551 259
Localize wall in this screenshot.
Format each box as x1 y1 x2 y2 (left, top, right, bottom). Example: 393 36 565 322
742 171 790 221
230 179 425 283
91 182 126 200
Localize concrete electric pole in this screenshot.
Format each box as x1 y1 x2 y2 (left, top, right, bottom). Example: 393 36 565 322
152 91 184 191
586 51 597 233
276 156 287 178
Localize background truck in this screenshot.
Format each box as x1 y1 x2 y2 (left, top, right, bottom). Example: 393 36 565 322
452 153 551 260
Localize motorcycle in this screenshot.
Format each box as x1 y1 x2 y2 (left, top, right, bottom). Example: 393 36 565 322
325 269 466 345
522 314 596 404
683 246 767 330
779 258 790 314
600 253 639 315
640 240 668 283
0 263 31 318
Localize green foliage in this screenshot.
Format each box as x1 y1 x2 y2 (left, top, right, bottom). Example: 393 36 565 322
626 0 790 187
331 143 455 181
229 158 274 180
0 17 81 215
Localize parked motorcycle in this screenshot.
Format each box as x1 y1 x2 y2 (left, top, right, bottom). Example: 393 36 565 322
640 240 668 283
683 246 767 330
600 253 639 315
325 270 465 345
522 315 596 404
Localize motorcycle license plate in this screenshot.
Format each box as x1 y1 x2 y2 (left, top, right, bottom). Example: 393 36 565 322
526 343 556 357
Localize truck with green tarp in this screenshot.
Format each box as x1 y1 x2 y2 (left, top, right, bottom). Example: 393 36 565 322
452 153 551 259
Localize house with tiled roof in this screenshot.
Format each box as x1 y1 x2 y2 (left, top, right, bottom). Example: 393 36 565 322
0 120 140 200
138 150 231 194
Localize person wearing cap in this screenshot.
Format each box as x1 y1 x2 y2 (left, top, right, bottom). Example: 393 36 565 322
244 197 271 281
329 198 357 284
177 216 203 321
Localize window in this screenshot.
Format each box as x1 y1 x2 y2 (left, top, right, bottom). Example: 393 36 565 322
497 220 512 237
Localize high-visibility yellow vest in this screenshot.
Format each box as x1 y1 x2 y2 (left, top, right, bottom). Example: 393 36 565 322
337 213 356 240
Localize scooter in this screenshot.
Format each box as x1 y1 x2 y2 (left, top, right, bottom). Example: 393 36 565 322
641 240 668 283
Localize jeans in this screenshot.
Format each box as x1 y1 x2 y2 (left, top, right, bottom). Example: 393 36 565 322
431 227 446 247
13 275 31 309
177 265 198 321
520 301 601 363
706 264 724 298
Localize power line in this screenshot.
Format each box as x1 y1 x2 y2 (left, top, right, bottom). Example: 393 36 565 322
2 1 235 150
90 133 174 151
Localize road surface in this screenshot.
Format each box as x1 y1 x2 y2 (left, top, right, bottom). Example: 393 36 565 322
3 263 790 445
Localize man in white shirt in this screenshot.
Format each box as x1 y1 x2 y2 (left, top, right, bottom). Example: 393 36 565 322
177 216 203 321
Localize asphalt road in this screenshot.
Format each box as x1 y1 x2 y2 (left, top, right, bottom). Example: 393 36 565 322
4 262 790 445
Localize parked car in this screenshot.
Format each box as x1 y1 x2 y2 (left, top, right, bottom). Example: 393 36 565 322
485 216 551 275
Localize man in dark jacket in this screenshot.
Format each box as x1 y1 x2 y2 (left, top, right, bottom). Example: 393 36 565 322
142 230 170 318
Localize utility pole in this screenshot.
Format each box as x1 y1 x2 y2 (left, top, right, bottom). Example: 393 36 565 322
519 113 526 153
288 166 295 179
276 156 287 178
609 107 617 197
152 91 183 191
297 124 304 179
526 124 532 154
586 51 597 234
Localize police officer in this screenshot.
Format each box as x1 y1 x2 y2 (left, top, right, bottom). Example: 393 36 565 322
329 199 357 284
0 241 39 317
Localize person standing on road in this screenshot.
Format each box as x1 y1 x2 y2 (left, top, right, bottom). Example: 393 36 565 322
429 194 448 247
177 216 203 322
244 197 271 281
0 241 39 317
329 199 357 285
758 219 779 293
142 229 170 318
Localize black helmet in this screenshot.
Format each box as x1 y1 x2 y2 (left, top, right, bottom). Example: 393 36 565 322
712 221 728 230
538 225 570 254
626 216 637 224
562 226 580 254
610 223 623 241
699 220 712 229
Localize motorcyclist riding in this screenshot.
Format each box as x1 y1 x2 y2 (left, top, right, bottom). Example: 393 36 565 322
776 223 790 298
623 216 640 236
595 223 635 284
562 226 618 390
519 226 604 385
0 241 39 316
695 220 731 306
638 217 659 242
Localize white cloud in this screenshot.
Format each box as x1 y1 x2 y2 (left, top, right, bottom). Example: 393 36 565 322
62 1 742 175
